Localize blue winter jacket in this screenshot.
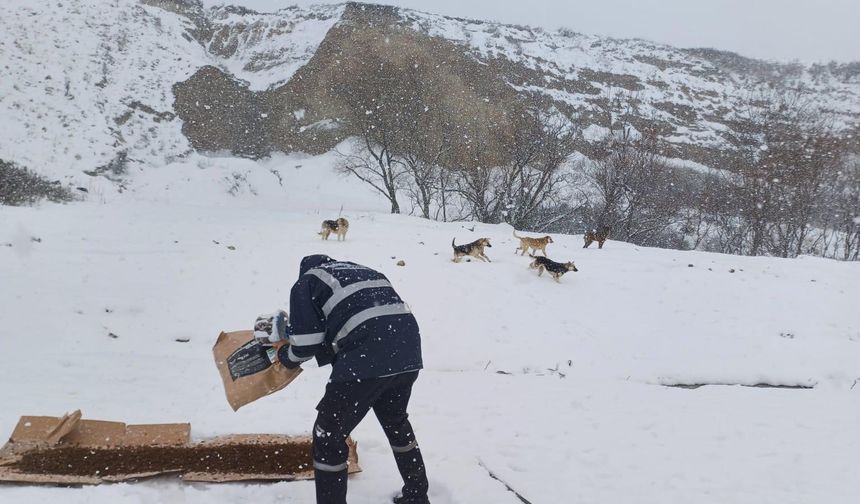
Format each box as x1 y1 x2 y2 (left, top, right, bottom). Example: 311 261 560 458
278 255 423 382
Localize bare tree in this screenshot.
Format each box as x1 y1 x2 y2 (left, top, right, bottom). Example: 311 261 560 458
330 33 498 217
329 43 418 214
497 108 580 229
585 131 690 247
824 148 860 260
399 80 456 219
446 107 509 223
723 91 844 257
449 103 579 229
337 139 408 214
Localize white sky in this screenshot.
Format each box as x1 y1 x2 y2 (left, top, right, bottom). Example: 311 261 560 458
200 0 860 63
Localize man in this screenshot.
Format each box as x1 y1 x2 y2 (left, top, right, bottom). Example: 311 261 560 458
262 254 429 504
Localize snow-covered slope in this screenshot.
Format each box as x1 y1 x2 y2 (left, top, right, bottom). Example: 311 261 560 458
402 9 860 148
0 0 342 183
2 0 859 186
0 0 209 181
205 4 345 91
1 156 858 503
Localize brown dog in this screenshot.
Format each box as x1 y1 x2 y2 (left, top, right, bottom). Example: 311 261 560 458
583 228 609 249
513 230 553 256
319 218 349 241
529 254 578 283
452 237 492 263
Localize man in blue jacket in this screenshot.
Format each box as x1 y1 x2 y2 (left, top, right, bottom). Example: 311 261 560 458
274 254 429 504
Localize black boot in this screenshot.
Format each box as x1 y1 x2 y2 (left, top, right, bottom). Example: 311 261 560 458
315 468 348 504
392 448 429 502
393 495 431 504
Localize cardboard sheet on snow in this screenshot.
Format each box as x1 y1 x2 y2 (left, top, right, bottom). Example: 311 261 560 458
182 435 360 483
214 330 303 411
6 411 191 447
0 412 360 485
0 410 191 484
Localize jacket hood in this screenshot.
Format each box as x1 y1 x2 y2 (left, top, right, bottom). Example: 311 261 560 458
299 254 335 276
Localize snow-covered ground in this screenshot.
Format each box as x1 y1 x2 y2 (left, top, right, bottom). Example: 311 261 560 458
1 155 859 503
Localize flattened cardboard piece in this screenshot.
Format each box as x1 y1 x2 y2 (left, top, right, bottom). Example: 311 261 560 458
45 410 82 444
181 471 313 483
208 435 360 468
0 468 101 485
214 330 302 411
1 412 84 464
0 411 359 485
125 424 191 446
61 420 127 447
181 436 361 483
0 467 179 485
197 433 308 446
4 414 190 449
9 411 81 445
101 470 183 482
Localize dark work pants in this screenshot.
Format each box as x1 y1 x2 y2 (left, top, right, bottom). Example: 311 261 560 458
313 370 429 504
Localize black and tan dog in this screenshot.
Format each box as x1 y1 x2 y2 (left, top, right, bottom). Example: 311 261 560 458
513 230 553 256
583 228 609 249
451 237 492 263
528 254 578 282
319 217 349 241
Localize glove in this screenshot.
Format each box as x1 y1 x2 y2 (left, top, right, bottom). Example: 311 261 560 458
253 310 289 344
277 344 301 369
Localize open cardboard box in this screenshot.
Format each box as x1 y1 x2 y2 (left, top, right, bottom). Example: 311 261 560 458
0 411 359 485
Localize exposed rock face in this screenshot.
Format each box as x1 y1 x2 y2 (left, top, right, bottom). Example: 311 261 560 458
173 66 273 158
168 1 860 165
172 3 530 156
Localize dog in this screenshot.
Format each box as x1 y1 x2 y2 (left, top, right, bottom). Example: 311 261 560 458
319 218 349 241
583 228 609 249
528 254 578 283
513 230 553 256
451 237 492 263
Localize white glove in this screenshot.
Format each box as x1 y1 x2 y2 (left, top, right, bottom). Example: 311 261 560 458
253 310 289 344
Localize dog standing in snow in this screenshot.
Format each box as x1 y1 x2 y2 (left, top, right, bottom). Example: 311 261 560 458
583 228 609 249
319 218 349 241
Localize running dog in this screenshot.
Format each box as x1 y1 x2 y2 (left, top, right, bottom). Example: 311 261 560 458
319 218 349 241
528 254 578 282
451 237 492 263
513 230 553 256
583 228 609 249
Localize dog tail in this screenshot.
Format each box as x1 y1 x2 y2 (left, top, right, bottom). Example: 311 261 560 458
528 253 537 258
451 237 456 248
512 229 521 239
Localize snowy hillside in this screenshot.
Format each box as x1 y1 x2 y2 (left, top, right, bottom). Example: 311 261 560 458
2 0 859 186
1 156 859 503
404 8 860 148
0 0 207 181
205 3 345 90
0 0 341 184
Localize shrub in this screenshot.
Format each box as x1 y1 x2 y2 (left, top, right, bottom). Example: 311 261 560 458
0 159 74 206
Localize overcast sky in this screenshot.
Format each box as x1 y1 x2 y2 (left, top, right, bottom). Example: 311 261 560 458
201 0 860 63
